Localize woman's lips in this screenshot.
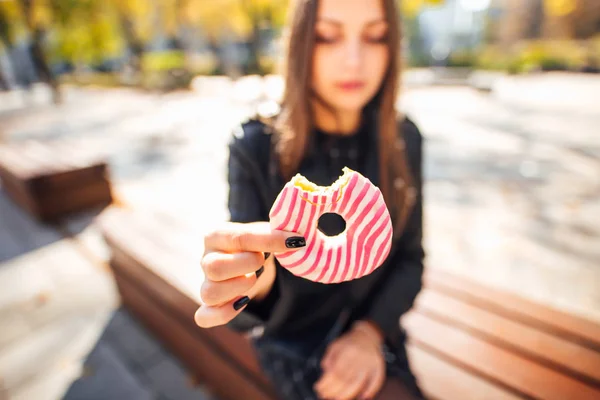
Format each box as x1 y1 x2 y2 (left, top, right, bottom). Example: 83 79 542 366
336 81 365 90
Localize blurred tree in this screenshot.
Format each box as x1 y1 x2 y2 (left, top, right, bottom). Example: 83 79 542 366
237 0 289 74
164 0 185 50
0 0 41 89
110 0 153 76
401 0 424 19
179 0 288 75
241 0 268 73
18 0 61 103
0 1 24 49
400 0 444 67
400 0 445 18
0 1 19 89
0 5 11 89
568 0 600 39
178 0 233 74
87 6 125 64
543 0 600 39
497 0 545 46
527 0 545 39
544 0 577 17
158 0 197 73
49 0 124 69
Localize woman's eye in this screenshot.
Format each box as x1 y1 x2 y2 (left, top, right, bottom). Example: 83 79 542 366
366 35 387 44
316 36 338 44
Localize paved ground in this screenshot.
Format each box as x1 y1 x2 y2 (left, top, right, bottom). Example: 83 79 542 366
0 192 116 400
64 308 216 400
0 72 598 399
0 190 218 400
400 76 600 320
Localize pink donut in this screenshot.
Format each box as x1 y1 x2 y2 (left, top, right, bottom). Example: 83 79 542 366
269 167 393 283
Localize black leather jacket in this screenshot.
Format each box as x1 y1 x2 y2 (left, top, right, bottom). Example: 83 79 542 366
226 113 424 349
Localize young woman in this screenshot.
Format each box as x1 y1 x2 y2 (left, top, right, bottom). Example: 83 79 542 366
196 0 425 399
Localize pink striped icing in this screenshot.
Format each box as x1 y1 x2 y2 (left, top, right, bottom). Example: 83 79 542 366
268 169 393 283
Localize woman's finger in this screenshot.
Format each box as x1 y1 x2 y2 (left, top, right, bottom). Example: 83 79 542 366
320 339 343 370
359 363 386 400
194 297 250 328
316 350 358 399
314 368 345 399
201 251 263 282
200 274 257 306
335 370 369 400
204 222 305 254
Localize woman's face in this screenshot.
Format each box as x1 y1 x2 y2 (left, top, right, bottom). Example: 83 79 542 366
312 0 389 113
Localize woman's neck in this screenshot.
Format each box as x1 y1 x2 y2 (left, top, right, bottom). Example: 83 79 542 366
312 103 362 136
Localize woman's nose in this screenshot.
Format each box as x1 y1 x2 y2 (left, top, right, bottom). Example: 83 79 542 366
343 40 363 70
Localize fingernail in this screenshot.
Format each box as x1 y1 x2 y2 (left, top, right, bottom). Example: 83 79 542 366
255 265 265 278
285 236 306 248
233 296 250 310
263 252 271 260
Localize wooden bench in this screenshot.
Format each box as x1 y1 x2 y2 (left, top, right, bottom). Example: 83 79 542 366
97 208 600 400
0 140 113 222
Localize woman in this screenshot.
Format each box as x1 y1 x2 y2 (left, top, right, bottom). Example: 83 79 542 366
196 0 425 399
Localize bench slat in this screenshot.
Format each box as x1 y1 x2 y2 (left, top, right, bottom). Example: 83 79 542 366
0 141 112 221
107 241 268 385
115 271 277 400
0 141 107 181
407 344 521 400
424 268 600 350
403 312 600 400
99 211 271 388
0 176 38 216
31 165 106 194
415 289 600 386
19 141 59 173
0 146 33 178
100 209 204 300
37 179 112 219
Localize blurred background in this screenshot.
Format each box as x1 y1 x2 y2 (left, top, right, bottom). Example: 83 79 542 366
1 0 599 92
0 0 599 399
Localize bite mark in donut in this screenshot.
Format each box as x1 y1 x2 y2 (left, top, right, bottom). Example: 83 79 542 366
269 167 393 283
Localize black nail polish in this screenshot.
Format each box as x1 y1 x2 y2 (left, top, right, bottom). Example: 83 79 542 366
285 236 306 248
263 252 271 260
255 265 265 278
233 296 250 311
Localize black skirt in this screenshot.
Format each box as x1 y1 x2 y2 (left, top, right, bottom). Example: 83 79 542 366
251 315 425 400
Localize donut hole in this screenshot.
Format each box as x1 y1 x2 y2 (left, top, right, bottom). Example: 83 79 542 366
318 213 346 237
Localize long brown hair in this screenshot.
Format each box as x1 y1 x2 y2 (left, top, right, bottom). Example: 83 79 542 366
272 0 415 236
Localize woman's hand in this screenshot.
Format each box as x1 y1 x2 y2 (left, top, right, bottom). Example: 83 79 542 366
194 222 305 328
314 321 386 400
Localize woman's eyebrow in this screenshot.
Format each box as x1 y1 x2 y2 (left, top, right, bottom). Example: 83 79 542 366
317 17 387 27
